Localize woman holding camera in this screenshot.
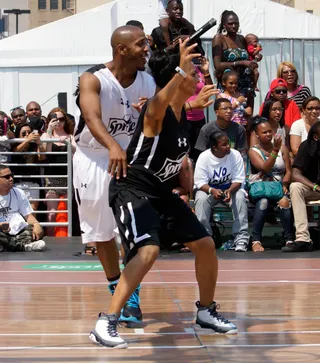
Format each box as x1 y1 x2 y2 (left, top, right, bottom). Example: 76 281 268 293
41 108 75 236
194 131 250 252
12 123 46 212
248 116 294 252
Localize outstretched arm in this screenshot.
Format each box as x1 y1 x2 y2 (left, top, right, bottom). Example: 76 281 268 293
143 38 201 137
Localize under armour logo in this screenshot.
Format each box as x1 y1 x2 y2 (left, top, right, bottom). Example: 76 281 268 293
120 98 130 109
81 183 87 188
178 138 187 147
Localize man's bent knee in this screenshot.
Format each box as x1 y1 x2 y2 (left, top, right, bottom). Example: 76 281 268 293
138 245 160 268
234 190 246 201
290 182 305 195
186 236 216 255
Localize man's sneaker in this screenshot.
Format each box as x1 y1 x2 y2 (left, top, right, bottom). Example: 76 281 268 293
234 241 248 252
119 285 142 326
282 241 313 252
89 313 127 348
195 301 238 334
24 240 46 252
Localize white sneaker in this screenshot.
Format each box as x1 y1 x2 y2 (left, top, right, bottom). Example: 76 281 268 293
195 301 238 334
235 241 248 252
89 313 127 348
24 240 46 252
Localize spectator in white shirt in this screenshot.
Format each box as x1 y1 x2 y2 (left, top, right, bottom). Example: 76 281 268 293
194 131 250 252
290 96 320 157
0 165 45 252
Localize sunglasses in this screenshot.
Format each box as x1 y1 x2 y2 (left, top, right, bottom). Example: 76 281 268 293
306 106 320 112
274 89 287 95
282 70 296 75
21 130 32 137
0 173 14 180
56 117 65 122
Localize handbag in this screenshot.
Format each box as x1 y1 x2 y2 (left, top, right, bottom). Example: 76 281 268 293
246 147 284 201
248 180 283 201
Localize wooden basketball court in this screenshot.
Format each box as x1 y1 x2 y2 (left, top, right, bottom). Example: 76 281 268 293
1 237 320 362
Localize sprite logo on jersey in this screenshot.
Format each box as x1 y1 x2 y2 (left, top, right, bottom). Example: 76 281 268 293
107 115 137 137
154 153 187 183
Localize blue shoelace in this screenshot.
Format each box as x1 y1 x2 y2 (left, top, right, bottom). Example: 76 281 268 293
126 285 141 308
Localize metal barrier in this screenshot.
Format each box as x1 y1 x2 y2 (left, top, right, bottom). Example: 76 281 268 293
1 138 73 237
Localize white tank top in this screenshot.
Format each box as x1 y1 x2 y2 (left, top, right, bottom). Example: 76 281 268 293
74 65 156 151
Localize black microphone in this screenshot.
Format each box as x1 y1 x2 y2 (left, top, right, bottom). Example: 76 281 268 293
187 18 217 45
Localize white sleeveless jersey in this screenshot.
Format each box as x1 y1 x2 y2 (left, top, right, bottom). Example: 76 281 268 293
74 64 156 151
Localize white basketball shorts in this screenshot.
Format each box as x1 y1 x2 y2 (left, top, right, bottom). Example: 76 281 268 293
73 147 117 244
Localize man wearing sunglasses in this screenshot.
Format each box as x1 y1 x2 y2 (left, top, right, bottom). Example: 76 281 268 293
0 165 45 252
260 78 301 128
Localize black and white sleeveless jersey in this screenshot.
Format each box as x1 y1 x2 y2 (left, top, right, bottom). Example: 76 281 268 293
112 104 189 198
74 64 156 151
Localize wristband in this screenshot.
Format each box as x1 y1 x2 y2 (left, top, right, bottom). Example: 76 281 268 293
175 66 187 78
313 184 318 192
270 152 278 158
208 187 212 195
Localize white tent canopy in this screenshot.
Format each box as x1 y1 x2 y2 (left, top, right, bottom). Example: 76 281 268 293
0 0 319 114
0 0 319 68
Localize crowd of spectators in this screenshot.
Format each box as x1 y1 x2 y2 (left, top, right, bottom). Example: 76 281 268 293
0 0 319 253
0 103 75 240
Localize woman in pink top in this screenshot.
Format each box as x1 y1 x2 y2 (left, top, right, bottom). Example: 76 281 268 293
186 57 213 161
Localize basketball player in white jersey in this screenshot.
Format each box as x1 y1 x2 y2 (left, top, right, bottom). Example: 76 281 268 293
73 25 156 326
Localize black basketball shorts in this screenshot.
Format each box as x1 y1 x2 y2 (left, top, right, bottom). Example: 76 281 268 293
111 189 209 263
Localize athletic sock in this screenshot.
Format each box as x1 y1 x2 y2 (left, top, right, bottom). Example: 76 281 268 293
107 274 120 286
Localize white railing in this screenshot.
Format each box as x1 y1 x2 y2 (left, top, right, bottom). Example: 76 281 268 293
2 138 73 236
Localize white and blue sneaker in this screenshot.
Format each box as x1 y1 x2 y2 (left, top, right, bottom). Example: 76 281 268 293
195 301 238 334
89 313 127 348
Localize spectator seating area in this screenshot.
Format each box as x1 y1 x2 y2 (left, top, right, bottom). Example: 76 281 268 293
1 3 320 254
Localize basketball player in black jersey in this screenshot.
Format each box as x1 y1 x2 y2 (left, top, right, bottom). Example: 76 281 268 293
89 38 238 348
